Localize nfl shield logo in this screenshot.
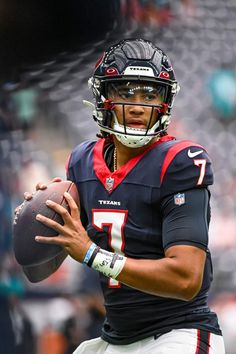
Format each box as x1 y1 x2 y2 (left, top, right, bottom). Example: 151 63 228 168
106 176 114 191
174 193 185 206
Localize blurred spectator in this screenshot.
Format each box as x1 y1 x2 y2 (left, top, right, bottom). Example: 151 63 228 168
0 85 19 134
0 254 36 354
9 286 36 354
38 323 67 354
17 157 51 196
0 186 13 254
172 0 196 24
11 79 40 137
208 63 236 122
61 297 92 354
77 266 105 339
120 0 196 28
61 266 105 354
120 0 143 24
0 255 16 354
140 0 172 28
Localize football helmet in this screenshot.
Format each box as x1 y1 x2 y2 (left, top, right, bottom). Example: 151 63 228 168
89 38 179 148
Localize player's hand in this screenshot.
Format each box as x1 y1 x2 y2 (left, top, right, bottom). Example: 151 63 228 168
14 177 63 216
24 177 63 201
34 191 92 263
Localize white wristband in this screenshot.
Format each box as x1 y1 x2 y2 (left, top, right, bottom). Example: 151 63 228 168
91 249 127 279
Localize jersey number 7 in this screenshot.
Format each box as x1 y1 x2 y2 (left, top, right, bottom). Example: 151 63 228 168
194 159 206 185
92 209 128 288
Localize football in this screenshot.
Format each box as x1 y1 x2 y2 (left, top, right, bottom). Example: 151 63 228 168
13 180 80 283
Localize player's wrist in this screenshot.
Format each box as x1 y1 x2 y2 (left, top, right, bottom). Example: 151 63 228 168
83 245 127 279
82 242 98 265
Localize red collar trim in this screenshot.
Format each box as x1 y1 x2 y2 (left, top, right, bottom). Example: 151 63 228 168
94 136 175 193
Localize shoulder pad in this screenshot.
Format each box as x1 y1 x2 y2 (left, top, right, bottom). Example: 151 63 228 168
68 140 96 167
160 140 213 198
66 140 96 179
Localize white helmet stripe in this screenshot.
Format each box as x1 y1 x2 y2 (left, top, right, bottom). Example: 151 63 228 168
123 66 155 77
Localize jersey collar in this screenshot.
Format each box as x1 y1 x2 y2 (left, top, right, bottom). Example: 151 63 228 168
93 136 174 193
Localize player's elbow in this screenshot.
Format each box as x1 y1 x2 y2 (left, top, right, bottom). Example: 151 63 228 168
180 276 202 301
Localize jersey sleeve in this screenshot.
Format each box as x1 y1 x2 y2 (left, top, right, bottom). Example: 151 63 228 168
66 140 95 181
160 188 211 251
66 153 75 181
160 143 214 199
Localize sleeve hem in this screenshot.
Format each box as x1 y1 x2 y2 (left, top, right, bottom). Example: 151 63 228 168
164 241 207 252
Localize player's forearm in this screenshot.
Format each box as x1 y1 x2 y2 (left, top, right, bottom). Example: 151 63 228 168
83 243 205 301
117 256 203 301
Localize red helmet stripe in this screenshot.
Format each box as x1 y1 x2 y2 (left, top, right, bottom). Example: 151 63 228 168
95 53 105 69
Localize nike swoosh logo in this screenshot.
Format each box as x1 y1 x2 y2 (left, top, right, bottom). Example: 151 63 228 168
187 149 203 158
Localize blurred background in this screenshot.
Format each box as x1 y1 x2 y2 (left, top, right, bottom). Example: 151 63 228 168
0 0 236 353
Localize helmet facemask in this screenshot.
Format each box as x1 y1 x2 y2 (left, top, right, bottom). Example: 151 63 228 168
88 39 180 147
92 78 174 148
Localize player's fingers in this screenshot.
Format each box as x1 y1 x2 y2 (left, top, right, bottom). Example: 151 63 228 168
35 178 61 191
14 203 23 215
44 199 71 220
44 199 83 230
64 192 81 220
36 213 65 234
35 182 48 191
51 177 63 183
42 201 78 229
35 235 66 246
24 192 33 200
14 206 20 215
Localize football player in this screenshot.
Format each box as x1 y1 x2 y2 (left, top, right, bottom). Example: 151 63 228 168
25 39 225 353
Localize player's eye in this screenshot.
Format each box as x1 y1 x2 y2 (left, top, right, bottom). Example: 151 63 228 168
144 93 164 103
144 93 158 101
118 89 134 100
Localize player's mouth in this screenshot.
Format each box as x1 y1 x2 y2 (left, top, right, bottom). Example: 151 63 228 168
126 119 146 129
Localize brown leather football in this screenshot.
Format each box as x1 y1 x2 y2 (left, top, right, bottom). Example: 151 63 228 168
13 180 79 283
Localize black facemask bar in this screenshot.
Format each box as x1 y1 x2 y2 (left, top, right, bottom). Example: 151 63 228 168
96 99 168 137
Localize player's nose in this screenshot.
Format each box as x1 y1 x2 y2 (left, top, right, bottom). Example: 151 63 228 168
128 100 145 115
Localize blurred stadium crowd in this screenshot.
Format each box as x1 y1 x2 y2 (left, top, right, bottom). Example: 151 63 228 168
1 0 236 353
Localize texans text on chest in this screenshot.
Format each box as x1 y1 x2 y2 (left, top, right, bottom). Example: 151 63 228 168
98 200 121 206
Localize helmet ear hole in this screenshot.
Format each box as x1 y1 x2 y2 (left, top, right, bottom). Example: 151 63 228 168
103 111 113 128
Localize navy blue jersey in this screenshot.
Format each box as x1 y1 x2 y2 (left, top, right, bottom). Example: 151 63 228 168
66 136 221 345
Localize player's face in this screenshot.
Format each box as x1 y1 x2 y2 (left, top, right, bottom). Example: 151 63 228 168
107 81 165 129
